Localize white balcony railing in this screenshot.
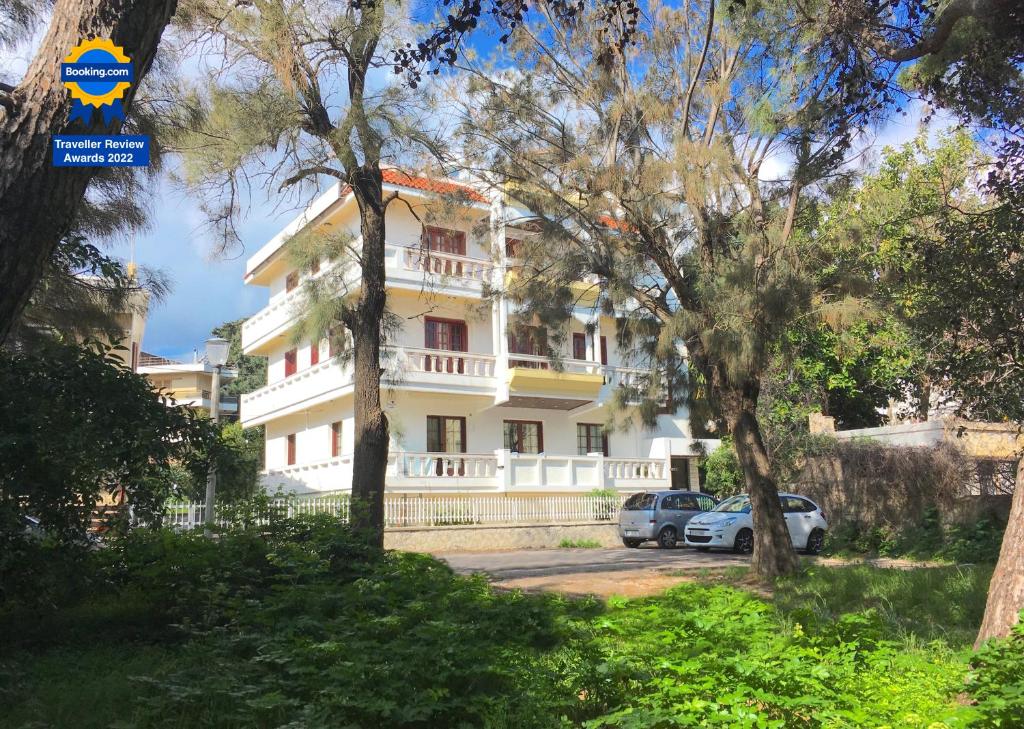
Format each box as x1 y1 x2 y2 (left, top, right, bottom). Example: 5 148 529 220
256 450 669 495
398 246 492 283
403 347 496 377
241 286 305 351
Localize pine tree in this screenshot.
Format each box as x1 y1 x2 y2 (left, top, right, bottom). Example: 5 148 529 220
169 0 443 546
452 0 875 579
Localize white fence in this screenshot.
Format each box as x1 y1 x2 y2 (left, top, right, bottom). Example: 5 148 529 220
162 493 629 531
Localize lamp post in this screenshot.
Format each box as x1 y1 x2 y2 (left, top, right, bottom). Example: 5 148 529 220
203 337 230 533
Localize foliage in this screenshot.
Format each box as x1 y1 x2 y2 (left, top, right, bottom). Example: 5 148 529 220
701 437 743 498
2 519 1021 727
211 318 266 397
825 131 1024 421
177 421 263 504
559 538 602 549
0 339 211 544
773 564 992 649
824 507 1008 565
967 618 1024 726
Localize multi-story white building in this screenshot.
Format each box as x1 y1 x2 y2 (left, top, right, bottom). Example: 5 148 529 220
240 170 716 495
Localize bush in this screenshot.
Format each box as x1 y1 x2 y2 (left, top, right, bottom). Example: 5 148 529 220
823 507 1006 563
965 617 1024 727
702 436 744 497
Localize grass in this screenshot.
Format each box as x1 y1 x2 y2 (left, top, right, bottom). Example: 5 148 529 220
1 519 1019 728
558 538 603 549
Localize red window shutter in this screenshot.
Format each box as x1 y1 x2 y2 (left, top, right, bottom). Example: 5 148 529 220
286 271 299 292
572 333 586 360
310 342 319 366
287 434 296 465
505 238 522 258
311 258 320 274
285 349 297 377
331 422 341 458
600 336 608 365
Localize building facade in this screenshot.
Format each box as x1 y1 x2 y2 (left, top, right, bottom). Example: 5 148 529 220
240 170 716 495
138 352 239 420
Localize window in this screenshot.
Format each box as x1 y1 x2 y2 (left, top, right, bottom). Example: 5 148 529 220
600 336 608 365
782 496 816 513
423 226 466 255
572 333 587 360
576 423 608 456
286 271 299 292
425 318 468 373
310 341 320 366
284 349 297 377
623 492 657 511
427 415 466 476
331 421 342 458
286 434 296 466
508 325 548 368
504 420 543 453
505 237 523 258
310 258 320 275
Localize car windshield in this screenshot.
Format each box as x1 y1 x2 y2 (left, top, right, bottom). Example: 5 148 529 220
712 495 751 513
622 493 657 511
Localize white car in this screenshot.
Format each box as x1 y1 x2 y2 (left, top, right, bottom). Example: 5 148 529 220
684 493 828 554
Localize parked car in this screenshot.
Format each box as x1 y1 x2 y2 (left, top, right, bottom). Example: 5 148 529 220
619 490 718 548
683 493 828 554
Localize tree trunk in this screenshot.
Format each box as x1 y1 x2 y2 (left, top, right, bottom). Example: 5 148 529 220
727 381 800 580
0 0 177 344
347 166 389 548
976 457 1024 647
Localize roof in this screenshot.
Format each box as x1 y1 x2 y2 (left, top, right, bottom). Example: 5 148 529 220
245 170 489 281
139 351 180 367
380 169 488 203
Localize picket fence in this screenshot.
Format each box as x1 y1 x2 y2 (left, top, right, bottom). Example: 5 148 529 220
162 493 630 531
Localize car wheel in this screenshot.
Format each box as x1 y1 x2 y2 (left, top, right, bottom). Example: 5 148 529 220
622 538 643 548
657 526 678 549
733 528 754 554
696 546 711 552
805 529 825 555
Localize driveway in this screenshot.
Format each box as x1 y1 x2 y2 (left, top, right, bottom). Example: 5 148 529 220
438 545 751 597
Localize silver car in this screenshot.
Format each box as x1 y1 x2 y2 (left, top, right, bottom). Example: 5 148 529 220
618 490 718 548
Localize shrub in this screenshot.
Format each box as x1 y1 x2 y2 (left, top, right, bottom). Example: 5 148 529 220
559 538 602 548
965 617 1024 727
702 436 744 497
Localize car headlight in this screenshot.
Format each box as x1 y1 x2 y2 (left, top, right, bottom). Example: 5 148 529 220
721 517 737 527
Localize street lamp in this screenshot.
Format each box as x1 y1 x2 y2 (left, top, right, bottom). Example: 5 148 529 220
203 337 230 533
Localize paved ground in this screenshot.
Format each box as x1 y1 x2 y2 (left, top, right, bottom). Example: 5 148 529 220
438 545 752 597
438 546 940 598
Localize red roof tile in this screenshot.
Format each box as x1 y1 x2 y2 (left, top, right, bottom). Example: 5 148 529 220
340 169 487 203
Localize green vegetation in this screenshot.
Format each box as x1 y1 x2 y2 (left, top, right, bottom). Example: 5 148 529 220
825 508 1007 564
558 538 603 549
2 519 1022 728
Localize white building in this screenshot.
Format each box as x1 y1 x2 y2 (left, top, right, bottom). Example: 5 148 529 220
240 170 715 495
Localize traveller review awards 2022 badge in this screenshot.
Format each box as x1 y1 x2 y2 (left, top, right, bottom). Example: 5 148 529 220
52 38 150 168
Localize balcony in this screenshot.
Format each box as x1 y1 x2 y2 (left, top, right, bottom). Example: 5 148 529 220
242 246 495 355
241 348 498 426
261 449 669 494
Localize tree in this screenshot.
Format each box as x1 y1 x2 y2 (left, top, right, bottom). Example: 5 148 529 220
0 0 179 343
0 339 210 542
170 0 442 546
827 130 1024 644
452 0 875 579
211 318 267 397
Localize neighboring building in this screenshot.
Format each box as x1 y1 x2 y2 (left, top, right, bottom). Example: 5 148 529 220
240 169 717 495
138 351 239 420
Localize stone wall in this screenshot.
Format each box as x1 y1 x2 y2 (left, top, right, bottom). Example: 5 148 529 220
384 521 621 552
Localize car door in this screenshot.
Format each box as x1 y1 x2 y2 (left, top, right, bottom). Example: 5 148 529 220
675 493 704 528
659 494 684 531
781 496 814 548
